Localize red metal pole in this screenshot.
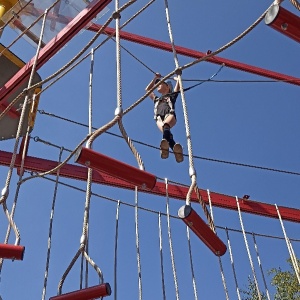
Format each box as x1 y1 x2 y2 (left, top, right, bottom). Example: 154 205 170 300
49 283 111 300
178 205 227 256
0 244 25 260
0 150 300 223
86 25 300 86
75 147 157 190
0 0 112 103
265 4 300 44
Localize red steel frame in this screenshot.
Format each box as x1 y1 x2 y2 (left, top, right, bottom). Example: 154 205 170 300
92 25 300 86
0 149 300 223
0 0 112 103
1 6 300 108
0 2 299 223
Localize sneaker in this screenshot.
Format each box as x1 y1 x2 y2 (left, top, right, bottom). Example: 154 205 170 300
173 143 184 163
160 139 169 159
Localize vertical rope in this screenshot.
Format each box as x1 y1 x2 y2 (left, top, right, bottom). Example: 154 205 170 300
163 0 195 178
275 204 300 284
41 147 63 300
236 197 261 300
0 8 48 266
207 190 229 299
225 228 242 300
114 200 120 300
252 233 271 300
158 212 166 300
134 187 142 299
0 7 47 206
186 227 198 300
57 41 102 297
165 178 180 300
114 0 122 110
0 133 31 272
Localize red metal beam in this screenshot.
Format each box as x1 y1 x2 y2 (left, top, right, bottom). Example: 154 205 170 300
0 149 299 223
86 24 300 86
0 0 112 103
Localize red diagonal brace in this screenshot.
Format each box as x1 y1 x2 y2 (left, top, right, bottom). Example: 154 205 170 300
0 0 112 103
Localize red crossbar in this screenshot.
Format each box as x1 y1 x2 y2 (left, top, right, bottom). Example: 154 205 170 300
49 283 111 300
75 147 157 190
178 205 227 256
85 25 300 86
0 150 300 223
265 4 300 43
0 244 25 260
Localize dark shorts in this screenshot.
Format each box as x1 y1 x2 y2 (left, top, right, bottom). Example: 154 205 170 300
156 112 176 122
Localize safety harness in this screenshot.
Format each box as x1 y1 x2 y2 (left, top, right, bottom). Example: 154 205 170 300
153 93 175 120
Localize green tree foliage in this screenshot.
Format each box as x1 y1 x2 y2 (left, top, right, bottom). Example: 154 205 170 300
240 276 267 300
241 258 300 300
269 258 300 300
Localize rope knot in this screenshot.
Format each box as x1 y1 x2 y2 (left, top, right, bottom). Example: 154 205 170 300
112 11 121 19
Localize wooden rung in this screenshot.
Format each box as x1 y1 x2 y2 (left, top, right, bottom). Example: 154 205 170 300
265 4 300 43
49 283 111 300
178 205 227 256
0 244 25 260
75 147 156 190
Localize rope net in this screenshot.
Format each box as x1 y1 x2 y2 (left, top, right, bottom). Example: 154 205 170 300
0 0 299 299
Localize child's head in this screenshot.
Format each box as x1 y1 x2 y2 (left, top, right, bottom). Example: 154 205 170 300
155 79 173 94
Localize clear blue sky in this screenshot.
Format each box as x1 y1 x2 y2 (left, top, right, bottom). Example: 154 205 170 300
0 0 299 299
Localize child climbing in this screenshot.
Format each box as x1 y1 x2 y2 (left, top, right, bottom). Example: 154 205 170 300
145 73 184 163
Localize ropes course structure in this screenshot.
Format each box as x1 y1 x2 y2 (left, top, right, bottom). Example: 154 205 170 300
0 0 299 299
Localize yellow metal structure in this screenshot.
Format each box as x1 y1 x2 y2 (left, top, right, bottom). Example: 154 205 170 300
0 43 42 140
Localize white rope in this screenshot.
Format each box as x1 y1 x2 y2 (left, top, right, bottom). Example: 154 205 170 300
207 190 229 300
41 147 63 300
0 8 48 264
114 200 121 300
186 227 198 300
0 7 47 205
163 0 196 183
56 42 104 296
135 187 143 300
252 233 271 300
236 197 262 300
165 178 180 300
158 212 166 300
225 228 242 300
275 204 300 284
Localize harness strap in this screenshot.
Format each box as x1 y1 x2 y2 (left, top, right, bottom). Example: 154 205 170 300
154 96 174 119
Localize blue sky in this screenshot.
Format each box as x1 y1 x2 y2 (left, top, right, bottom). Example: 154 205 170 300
0 0 299 299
